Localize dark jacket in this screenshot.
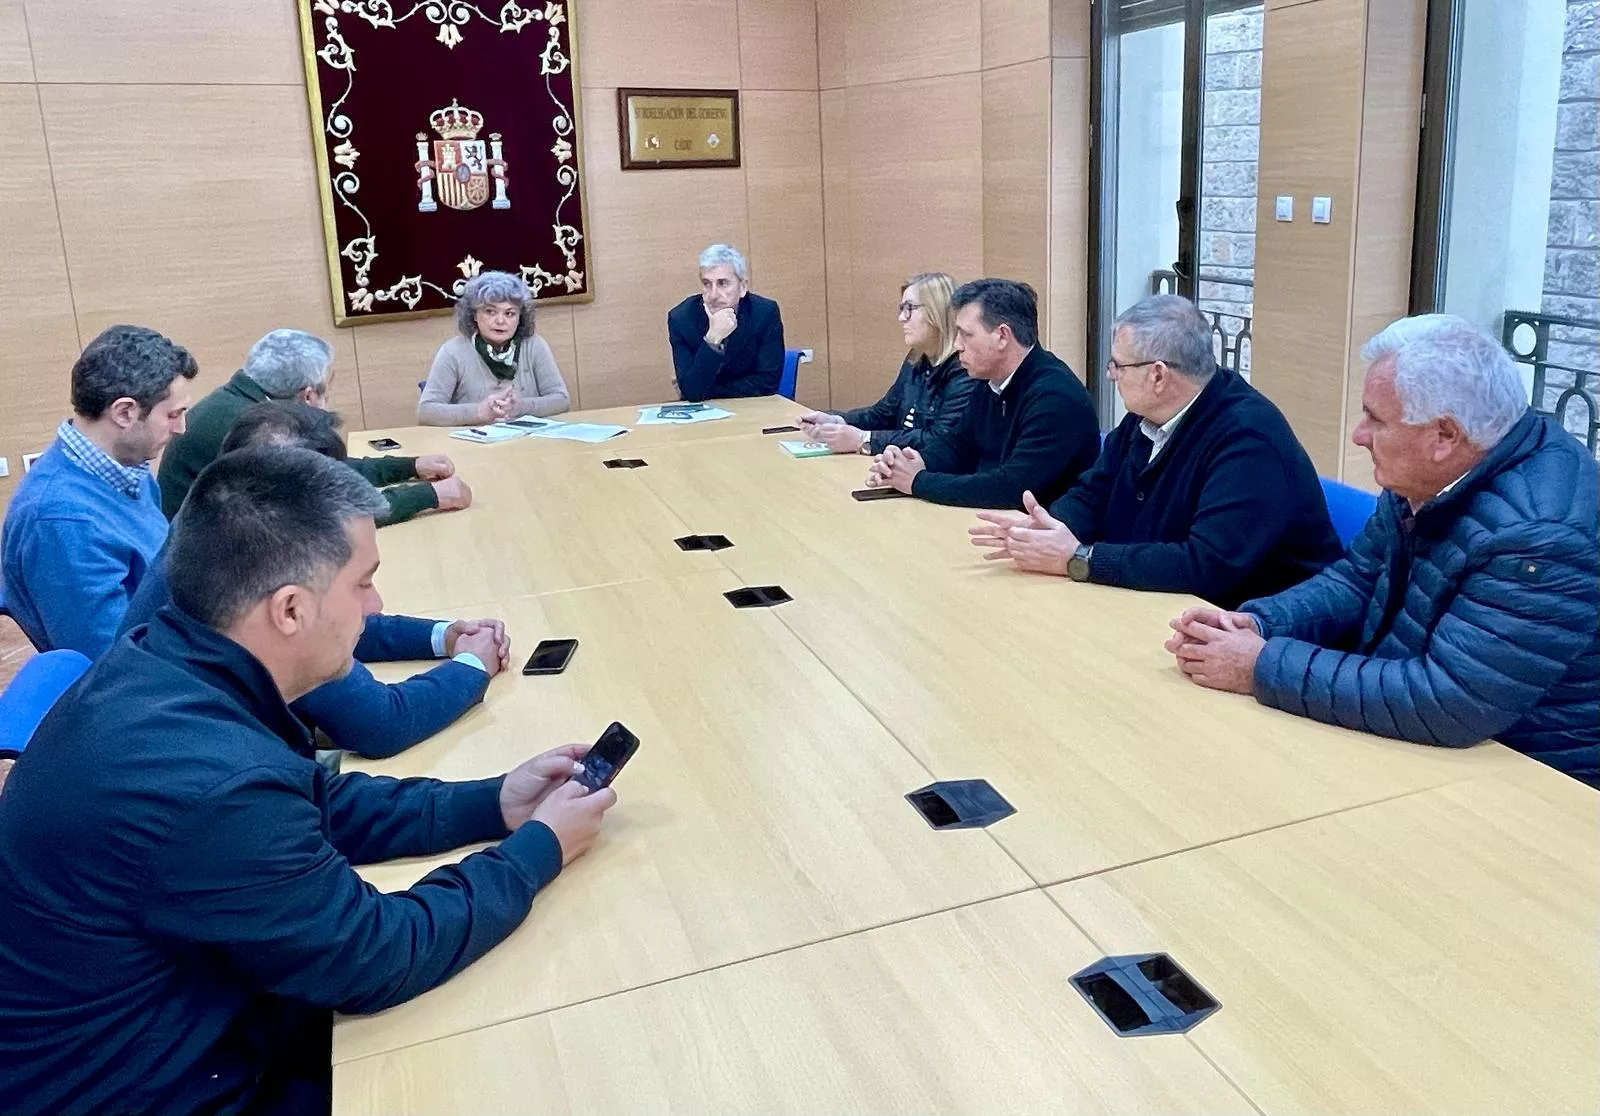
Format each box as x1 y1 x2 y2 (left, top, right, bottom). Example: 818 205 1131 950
156 370 438 524
1243 410 1599 783
1050 367 1342 609
668 292 786 401
116 547 489 758
0 606 561 1115
913 345 1099 509
837 351 978 455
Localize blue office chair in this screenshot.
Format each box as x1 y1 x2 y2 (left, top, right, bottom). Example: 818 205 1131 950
1319 476 1378 550
778 349 803 401
0 649 91 757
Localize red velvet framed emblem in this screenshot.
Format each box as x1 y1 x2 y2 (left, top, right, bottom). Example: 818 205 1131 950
297 1 593 325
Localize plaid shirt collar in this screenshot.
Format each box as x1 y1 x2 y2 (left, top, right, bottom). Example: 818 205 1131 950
56 419 150 499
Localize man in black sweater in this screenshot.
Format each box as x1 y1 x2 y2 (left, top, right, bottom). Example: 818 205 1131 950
0 447 616 1115
970 294 1341 608
865 279 1099 508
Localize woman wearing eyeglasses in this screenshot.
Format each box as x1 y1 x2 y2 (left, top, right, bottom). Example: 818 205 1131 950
798 272 977 455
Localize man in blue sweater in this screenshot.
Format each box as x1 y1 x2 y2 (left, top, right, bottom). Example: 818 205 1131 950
968 295 1341 608
667 243 786 401
0 446 617 1114
1167 314 1599 784
0 324 197 656
119 402 506 759
865 279 1099 509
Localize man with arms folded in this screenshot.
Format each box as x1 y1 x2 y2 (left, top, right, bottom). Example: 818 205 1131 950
969 294 1341 608
864 278 1099 509
667 242 786 401
0 324 197 656
121 402 507 760
0 446 617 1114
1166 314 1598 785
157 327 469 523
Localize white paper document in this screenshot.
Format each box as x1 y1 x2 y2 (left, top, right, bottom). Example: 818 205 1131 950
636 404 735 425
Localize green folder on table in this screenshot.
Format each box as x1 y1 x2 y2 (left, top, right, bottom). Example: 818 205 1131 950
779 440 832 459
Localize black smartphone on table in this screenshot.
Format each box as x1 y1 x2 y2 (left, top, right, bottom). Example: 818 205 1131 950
522 638 579 676
367 437 402 451
575 722 640 791
851 487 911 501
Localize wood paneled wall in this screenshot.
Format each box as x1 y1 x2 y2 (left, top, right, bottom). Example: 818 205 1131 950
1251 0 1426 483
817 0 1091 411
0 0 830 508
3 0 1427 498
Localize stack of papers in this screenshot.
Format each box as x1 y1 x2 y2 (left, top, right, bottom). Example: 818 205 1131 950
450 415 628 444
778 440 833 459
530 422 629 443
637 404 735 425
449 422 530 444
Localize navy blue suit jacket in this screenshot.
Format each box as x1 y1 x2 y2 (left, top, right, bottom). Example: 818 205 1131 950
118 548 488 758
668 291 786 401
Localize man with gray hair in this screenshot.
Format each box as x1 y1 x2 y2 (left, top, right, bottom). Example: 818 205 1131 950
157 327 469 523
1167 313 1599 784
667 242 786 401
0 446 617 1113
969 294 1340 608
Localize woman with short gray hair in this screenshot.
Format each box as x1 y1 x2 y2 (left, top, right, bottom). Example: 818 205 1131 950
418 270 571 425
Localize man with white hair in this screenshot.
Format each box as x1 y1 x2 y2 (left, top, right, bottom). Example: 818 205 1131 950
1166 313 1599 784
157 328 469 523
667 243 786 401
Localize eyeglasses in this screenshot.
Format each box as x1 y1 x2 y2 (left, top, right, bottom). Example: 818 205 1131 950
897 301 924 319
1105 358 1160 377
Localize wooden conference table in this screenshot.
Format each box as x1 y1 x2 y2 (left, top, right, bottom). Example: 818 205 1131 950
336 398 1598 1115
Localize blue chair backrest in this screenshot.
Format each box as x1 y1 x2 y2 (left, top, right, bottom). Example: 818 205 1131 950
0 649 92 757
1319 476 1378 550
778 349 802 401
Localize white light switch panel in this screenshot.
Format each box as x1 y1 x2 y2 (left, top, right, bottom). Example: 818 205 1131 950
0 457 9 478
1274 195 1294 222
22 451 43 473
1311 196 1333 224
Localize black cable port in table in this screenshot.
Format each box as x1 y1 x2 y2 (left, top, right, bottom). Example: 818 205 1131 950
724 586 792 609
676 535 735 552
603 458 649 469
904 779 1015 830
1070 954 1220 1036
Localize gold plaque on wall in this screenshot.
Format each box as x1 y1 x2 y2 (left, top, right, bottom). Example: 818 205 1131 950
617 88 741 170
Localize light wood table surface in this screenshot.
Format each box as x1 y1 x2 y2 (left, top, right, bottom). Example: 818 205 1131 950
356 396 807 462
628 434 1532 883
333 891 1255 1116
340 400 1596 1114
1052 763 1600 1116
368 449 726 613
337 570 1034 1063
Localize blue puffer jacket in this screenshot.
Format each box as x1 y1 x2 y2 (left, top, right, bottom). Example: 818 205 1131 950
1243 411 1599 784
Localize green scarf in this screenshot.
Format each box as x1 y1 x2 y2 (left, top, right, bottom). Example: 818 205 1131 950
473 333 520 381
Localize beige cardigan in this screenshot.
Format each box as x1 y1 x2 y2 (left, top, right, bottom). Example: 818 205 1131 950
417 333 572 426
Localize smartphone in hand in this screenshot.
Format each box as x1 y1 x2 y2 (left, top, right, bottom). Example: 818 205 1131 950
574 722 640 791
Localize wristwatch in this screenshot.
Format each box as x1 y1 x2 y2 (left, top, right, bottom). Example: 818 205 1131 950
1067 544 1093 582
858 431 873 455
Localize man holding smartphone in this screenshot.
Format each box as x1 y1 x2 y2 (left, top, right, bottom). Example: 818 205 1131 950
0 447 618 1115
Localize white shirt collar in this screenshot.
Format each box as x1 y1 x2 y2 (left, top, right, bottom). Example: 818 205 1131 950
988 347 1035 396
1138 392 1202 461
